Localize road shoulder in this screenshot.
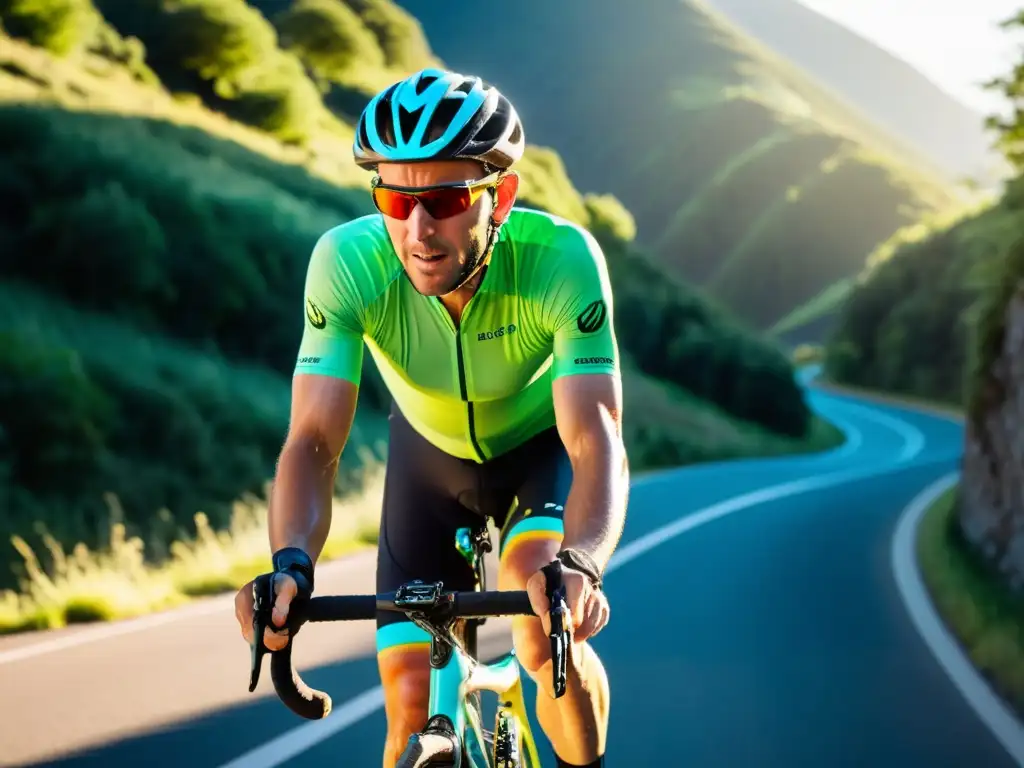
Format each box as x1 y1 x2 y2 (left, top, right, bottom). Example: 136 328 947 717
892 473 1024 765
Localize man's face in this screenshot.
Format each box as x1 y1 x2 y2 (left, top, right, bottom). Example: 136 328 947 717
375 160 495 297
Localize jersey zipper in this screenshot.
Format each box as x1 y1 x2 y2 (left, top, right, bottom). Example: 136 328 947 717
435 297 486 463
454 330 486 462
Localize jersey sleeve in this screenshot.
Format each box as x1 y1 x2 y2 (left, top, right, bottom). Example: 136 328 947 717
546 228 621 380
293 228 366 384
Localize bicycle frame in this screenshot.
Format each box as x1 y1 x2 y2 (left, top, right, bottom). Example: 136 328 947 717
412 524 542 767
426 629 541 767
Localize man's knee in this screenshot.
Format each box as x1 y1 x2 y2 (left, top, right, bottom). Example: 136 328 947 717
499 536 561 676
378 646 431 732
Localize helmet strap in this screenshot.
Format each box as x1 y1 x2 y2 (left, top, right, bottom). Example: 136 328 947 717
451 192 502 292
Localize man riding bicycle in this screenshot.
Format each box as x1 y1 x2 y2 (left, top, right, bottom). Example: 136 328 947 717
234 67 629 768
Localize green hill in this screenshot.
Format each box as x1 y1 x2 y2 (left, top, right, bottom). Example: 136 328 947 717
0 3 839 601
823 189 1014 412
705 0 1006 188
393 0 969 337
820 11 1024 421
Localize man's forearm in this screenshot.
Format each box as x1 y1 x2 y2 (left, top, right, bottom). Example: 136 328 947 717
268 437 338 563
560 436 629 573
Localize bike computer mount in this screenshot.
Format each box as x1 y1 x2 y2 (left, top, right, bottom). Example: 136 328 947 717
394 580 465 668
394 580 444 610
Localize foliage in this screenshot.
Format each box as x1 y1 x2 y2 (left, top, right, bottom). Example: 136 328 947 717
275 0 384 86
596 230 811 437
584 193 637 243
825 4 1024 410
0 0 100 56
93 0 336 143
346 0 435 72
983 10 1024 172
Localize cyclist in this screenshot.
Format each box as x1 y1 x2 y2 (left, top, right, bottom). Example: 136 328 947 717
234 67 629 768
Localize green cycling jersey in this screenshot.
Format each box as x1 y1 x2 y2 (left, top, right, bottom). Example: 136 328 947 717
294 206 621 462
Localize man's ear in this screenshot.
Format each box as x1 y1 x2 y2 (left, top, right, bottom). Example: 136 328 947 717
491 171 520 224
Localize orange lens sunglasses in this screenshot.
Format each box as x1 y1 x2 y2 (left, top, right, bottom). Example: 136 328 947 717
370 172 507 220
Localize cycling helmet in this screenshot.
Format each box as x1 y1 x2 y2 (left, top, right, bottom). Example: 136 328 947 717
353 68 525 172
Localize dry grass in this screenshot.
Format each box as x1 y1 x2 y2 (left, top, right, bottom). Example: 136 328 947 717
917 485 1024 717
0 465 385 635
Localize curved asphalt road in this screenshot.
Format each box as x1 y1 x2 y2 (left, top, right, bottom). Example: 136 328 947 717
0 374 1019 767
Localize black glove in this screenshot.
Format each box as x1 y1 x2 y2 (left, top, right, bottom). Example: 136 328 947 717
253 547 315 640
247 548 316 692
272 546 315 599
554 547 603 591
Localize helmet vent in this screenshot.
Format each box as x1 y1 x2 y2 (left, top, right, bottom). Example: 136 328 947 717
474 110 506 144
414 74 439 95
397 103 424 144
374 96 397 147
453 79 475 95
425 97 463 145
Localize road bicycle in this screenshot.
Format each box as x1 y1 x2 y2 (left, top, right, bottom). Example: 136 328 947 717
247 524 571 767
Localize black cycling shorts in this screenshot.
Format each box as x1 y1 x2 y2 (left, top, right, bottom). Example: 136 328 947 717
374 404 571 657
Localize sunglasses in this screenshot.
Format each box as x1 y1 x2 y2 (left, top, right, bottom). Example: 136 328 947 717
370 172 507 221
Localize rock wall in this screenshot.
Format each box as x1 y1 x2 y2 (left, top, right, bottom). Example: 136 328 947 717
959 287 1024 593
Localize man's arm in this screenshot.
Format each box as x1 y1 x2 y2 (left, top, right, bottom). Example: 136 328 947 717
553 372 629 573
543 224 628 573
267 374 359 564
270 226 368 564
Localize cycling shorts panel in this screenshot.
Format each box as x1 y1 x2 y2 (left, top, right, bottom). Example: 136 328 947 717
375 405 571 655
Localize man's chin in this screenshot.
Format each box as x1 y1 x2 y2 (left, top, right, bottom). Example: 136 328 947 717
405 270 457 298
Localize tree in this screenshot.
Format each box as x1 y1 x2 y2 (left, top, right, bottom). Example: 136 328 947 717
275 0 384 85
0 0 99 56
354 0 435 72
163 0 278 98
984 11 1024 170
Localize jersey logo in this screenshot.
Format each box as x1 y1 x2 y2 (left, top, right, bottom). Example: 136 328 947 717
306 298 326 329
477 323 517 341
576 300 607 334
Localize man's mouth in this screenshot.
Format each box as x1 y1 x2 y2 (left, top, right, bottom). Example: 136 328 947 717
413 252 446 262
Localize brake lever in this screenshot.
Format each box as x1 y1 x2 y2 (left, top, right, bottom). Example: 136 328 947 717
549 582 569 698
540 560 571 699
248 573 274 692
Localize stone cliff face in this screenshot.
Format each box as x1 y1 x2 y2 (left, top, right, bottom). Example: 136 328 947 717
959 287 1024 593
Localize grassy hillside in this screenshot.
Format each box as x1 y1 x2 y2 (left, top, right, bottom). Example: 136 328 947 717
823 185 1017 413
705 0 1005 188
0 3 840 610
394 0 967 338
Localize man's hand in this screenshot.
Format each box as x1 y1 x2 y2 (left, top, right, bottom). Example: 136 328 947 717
234 572 299 652
526 563 609 644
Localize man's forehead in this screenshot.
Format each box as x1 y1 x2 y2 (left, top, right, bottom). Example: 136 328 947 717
376 160 487 185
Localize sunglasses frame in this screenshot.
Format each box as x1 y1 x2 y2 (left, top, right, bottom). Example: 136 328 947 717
369 170 515 220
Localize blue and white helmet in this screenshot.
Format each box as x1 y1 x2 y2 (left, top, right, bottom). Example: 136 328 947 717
353 68 525 172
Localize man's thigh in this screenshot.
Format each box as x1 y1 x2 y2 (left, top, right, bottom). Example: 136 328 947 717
493 427 572 674
495 424 572 574
374 408 484 658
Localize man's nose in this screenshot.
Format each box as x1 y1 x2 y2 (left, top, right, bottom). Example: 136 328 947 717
405 201 436 241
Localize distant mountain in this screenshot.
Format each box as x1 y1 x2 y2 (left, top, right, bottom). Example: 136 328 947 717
393 0 964 334
703 0 1006 187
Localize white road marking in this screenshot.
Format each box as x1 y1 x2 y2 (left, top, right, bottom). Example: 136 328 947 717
0 555 367 665
832 400 925 462
0 593 234 666
215 687 386 768
891 472 1024 766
